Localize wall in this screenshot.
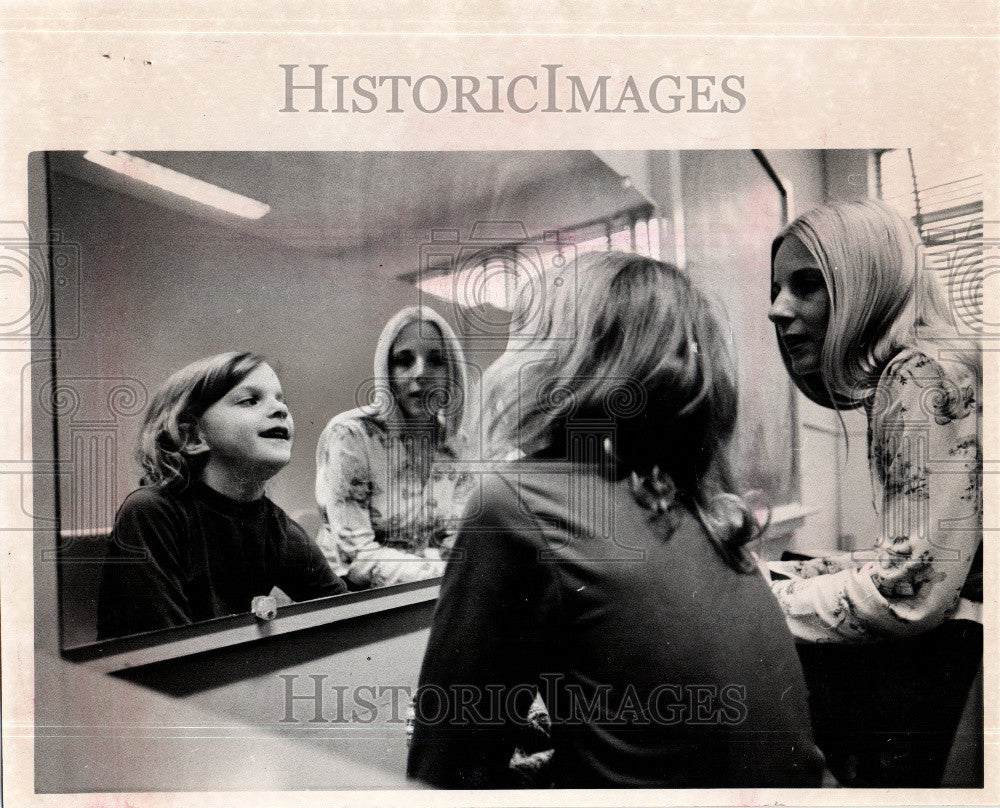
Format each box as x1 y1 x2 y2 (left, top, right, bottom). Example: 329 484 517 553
672 150 796 507
35 602 431 792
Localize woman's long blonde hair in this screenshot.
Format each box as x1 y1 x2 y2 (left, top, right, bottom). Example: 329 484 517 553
480 251 759 571
773 199 980 407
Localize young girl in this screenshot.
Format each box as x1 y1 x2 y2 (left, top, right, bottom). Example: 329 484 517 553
408 252 823 788
97 352 346 639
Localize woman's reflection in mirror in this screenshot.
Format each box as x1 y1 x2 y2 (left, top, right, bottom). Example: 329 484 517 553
315 306 473 590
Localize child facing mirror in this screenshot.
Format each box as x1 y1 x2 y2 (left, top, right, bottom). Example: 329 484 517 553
96 352 346 640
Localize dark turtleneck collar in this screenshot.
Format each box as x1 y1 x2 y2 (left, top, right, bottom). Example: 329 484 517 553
184 479 269 519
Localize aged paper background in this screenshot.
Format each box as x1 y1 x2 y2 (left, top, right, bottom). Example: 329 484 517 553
1 1 997 805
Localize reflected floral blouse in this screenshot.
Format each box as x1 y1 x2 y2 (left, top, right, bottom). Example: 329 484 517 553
315 411 473 589
770 349 982 643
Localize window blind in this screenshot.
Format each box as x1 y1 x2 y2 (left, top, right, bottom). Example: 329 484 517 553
411 206 659 312
879 148 984 332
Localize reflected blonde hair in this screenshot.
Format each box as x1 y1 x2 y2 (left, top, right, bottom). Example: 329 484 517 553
481 251 759 571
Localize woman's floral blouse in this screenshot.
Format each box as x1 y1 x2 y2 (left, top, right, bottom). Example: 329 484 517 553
770 349 982 642
315 412 473 589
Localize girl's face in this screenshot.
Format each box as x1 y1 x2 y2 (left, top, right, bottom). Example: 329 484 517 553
389 321 448 423
194 363 294 480
768 234 831 376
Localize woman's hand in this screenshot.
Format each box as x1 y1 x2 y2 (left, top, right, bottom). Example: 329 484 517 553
870 537 946 598
419 547 447 578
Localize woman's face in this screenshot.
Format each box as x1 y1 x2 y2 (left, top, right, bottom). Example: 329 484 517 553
389 321 448 423
768 234 831 376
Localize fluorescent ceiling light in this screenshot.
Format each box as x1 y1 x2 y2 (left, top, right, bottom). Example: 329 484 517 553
83 151 271 220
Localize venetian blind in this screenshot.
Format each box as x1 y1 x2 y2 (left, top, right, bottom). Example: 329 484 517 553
879 148 985 333
414 207 659 312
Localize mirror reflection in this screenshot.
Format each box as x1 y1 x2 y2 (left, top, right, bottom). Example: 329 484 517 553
48 150 655 647
315 308 474 590
95 352 348 639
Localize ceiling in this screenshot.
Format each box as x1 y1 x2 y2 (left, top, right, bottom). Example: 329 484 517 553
47 151 654 256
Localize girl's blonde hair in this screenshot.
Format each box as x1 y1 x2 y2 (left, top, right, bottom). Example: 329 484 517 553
481 251 759 571
773 199 979 407
135 352 265 489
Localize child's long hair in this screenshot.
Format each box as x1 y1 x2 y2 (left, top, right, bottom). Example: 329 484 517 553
480 251 759 572
136 352 266 489
772 199 980 407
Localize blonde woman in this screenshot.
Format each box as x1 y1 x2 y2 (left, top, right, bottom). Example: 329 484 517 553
767 200 982 786
315 306 472 589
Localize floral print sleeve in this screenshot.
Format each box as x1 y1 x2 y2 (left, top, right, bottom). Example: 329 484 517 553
315 416 445 588
767 554 861 580
772 351 981 643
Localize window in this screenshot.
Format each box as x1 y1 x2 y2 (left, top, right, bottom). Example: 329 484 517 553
879 148 985 332
414 207 661 312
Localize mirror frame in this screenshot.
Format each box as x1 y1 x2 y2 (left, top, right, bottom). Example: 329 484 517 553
60 577 442 673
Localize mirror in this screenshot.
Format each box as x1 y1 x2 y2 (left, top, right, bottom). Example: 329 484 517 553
41 150 655 648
